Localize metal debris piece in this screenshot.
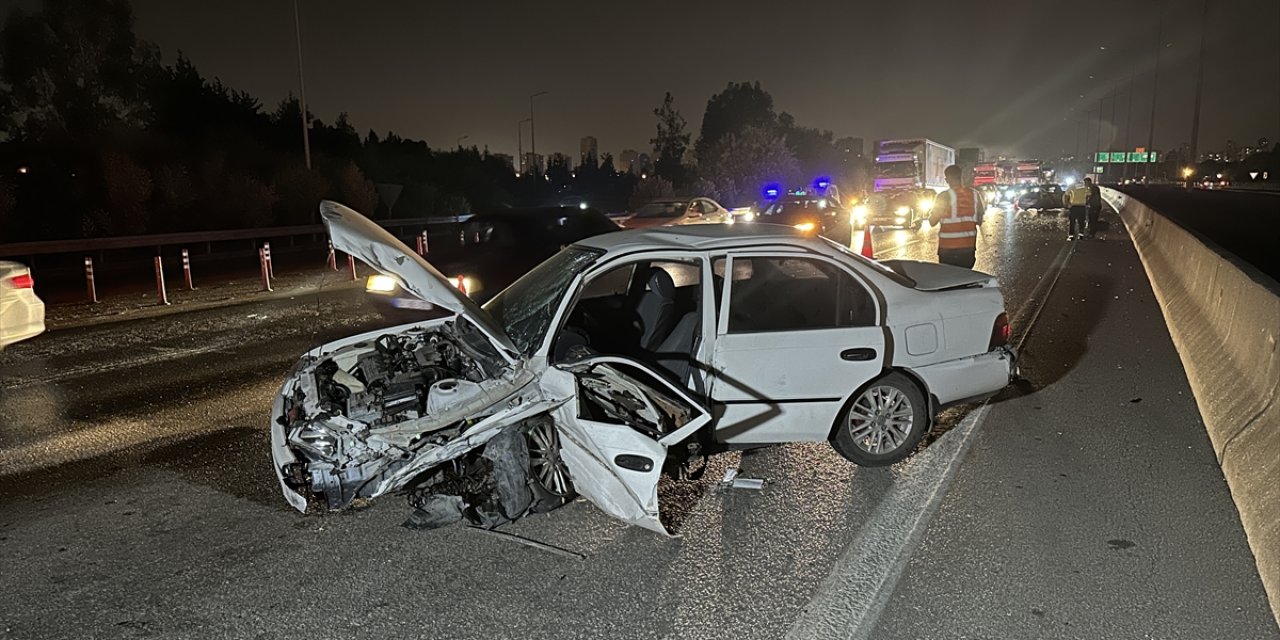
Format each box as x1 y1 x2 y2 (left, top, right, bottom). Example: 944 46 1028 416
467 526 585 560
720 467 764 490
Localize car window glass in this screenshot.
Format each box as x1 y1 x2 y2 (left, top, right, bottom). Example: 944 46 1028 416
725 257 874 332
650 261 699 288
581 263 635 299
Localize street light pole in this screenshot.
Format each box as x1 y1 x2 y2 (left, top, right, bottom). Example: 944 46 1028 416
1189 0 1209 166
529 91 549 175
1146 16 1164 180
517 118 530 175
292 0 311 171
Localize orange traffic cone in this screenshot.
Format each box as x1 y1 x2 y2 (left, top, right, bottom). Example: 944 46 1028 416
859 225 875 259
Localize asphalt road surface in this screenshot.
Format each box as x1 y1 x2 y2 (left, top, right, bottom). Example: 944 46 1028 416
1 208 1275 640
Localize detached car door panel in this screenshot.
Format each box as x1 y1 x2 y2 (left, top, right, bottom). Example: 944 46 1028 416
542 356 710 535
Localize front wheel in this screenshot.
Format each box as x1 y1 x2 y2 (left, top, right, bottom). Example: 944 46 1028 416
830 373 928 466
524 416 576 512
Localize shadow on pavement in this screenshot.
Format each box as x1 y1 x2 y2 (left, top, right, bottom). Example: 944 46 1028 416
0 426 283 510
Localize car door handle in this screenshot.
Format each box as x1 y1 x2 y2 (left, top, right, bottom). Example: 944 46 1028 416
840 348 877 361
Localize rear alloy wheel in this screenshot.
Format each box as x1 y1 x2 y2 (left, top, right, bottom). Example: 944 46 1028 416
831 372 928 466
525 417 575 511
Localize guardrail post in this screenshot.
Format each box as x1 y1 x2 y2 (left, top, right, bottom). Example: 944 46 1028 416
259 247 273 292
84 256 99 303
327 240 337 270
263 241 275 279
181 248 195 290
154 256 171 305
348 254 357 281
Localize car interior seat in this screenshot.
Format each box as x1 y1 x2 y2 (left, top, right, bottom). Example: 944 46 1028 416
635 267 678 351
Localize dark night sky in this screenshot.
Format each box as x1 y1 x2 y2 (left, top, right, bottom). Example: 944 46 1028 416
9 0 1280 160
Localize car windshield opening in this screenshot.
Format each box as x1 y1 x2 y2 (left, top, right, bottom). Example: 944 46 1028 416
482 246 602 355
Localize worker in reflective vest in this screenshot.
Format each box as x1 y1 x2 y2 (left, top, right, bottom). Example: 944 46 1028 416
928 165 985 268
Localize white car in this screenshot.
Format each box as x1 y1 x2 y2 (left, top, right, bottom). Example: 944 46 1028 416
0 261 46 349
271 202 1016 534
619 197 736 229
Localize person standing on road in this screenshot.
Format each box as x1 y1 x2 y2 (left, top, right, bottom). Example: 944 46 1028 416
1063 178 1090 240
1086 177 1104 237
929 164 985 269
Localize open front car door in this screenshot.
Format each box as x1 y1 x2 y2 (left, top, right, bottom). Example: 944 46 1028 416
540 356 711 535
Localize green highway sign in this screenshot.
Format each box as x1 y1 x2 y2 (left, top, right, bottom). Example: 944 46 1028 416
1095 152 1110 163
1094 165 1105 173
1148 152 1159 163
1127 152 1149 162
1110 152 1128 163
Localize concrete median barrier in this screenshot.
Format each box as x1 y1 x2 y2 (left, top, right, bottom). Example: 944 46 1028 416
1104 187 1280 625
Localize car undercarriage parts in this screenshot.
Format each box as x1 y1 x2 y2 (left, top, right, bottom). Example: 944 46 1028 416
403 428 532 529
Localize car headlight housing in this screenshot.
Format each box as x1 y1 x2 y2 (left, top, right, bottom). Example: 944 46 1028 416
917 198 934 212
366 274 398 294
793 221 817 233
895 206 910 216
852 204 868 222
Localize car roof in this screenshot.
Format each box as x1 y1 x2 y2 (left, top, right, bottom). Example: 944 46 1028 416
575 223 826 253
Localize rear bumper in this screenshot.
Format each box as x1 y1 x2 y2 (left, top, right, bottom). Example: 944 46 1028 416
0 294 45 348
912 346 1018 408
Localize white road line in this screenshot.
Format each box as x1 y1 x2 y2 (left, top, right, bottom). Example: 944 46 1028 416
785 404 992 640
786 239 1075 640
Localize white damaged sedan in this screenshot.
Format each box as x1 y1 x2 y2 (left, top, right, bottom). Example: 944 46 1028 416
272 202 1016 534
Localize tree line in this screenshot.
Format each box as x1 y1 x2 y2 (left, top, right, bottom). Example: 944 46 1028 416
0 0 865 243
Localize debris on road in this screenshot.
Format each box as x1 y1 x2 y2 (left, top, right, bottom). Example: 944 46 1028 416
467 526 586 560
720 468 765 490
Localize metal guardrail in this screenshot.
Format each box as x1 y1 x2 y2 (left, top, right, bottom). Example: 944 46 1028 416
0 216 468 258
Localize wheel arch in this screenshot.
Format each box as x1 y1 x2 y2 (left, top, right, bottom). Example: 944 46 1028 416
825 366 936 441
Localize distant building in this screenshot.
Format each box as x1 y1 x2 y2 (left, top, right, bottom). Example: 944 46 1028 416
522 152 545 175
1224 139 1238 162
579 136 598 167
619 149 640 172
492 153 514 171
549 152 572 169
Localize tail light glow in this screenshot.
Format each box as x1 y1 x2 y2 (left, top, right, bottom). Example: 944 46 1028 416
989 312 1010 350
7 273 34 289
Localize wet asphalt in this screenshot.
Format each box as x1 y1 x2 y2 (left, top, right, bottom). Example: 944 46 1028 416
0 208 1274 640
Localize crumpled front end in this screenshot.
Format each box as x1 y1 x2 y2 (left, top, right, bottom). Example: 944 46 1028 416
270 320 538 513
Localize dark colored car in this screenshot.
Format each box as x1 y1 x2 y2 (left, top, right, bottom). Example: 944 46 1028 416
365 206 620 321
753 195 854 244
1014 184 1065 213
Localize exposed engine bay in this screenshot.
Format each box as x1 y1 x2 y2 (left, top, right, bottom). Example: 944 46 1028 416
271 318 711 534
275 321 535 512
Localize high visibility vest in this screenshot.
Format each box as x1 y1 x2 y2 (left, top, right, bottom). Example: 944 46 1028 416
937 187 980 251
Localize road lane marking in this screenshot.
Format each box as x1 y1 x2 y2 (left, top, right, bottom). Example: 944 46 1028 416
786 239 1075 640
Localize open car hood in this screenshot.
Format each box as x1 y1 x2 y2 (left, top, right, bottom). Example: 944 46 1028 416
320 200 518 355
880 259 996 291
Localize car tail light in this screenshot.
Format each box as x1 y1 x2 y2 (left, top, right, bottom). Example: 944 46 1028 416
989 312 1011 350
7 273 34 289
